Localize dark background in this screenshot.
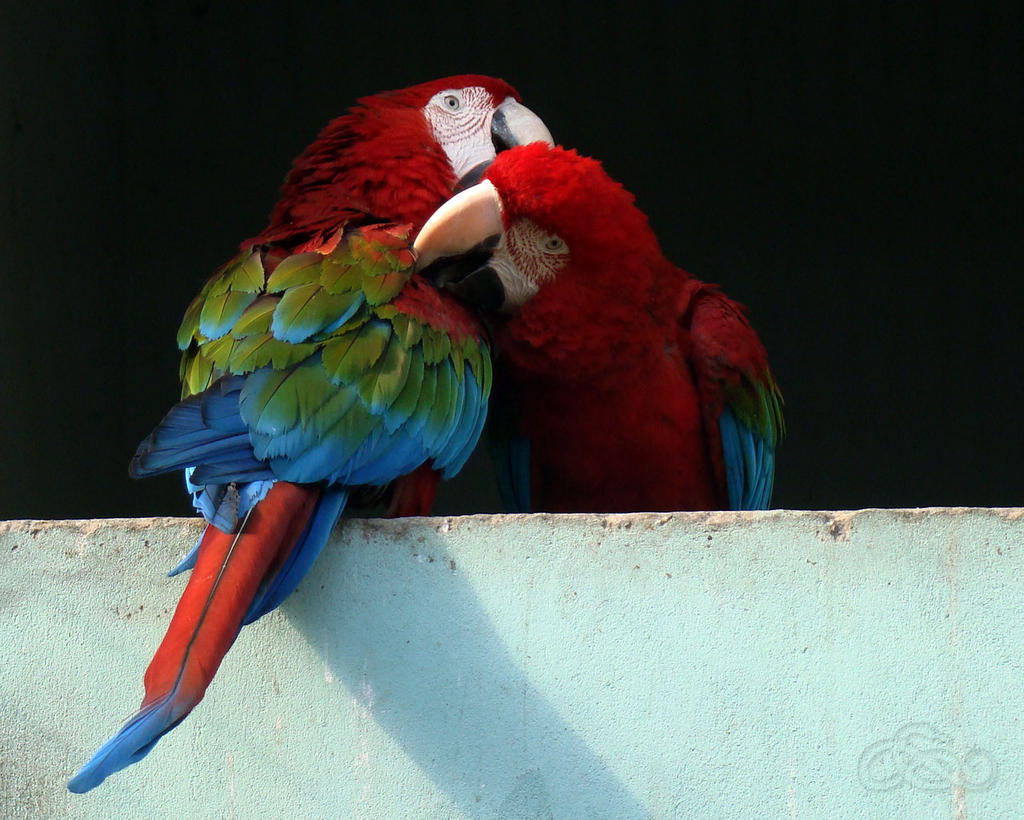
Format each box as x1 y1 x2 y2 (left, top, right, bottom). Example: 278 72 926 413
2 3 1021 519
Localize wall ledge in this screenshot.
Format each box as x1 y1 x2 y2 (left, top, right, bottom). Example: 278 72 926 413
2 508 1021 818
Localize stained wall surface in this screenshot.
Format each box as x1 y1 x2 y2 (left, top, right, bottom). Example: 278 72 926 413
1 510 1020 818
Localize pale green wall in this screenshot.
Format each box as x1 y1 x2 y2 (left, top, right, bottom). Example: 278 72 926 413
1 510 1021 818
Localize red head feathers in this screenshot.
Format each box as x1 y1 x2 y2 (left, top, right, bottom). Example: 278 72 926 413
247 75 543 252
414 143 676 369
484 142 659 259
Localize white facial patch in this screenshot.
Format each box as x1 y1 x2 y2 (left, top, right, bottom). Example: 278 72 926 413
492 218 570 311
489 234 540 311
507 219 569 283
423 86 501 179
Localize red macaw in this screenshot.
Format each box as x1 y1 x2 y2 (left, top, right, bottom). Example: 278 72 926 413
68 76 551 793
414 143 783 513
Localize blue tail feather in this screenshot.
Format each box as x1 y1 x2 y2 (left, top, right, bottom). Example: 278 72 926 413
67 695 187 793
167 533 203 577
242 488 348 624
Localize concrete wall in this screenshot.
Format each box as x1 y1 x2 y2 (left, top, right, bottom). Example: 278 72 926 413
1 509 1021 818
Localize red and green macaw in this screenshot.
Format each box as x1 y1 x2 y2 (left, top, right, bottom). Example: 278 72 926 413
414 143 783 514
68 76 551 793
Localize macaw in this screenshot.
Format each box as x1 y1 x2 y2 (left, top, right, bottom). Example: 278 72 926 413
68 76 551 793
414 143 783 514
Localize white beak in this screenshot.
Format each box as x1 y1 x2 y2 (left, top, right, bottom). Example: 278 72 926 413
414 180 505 272
491 98 554 150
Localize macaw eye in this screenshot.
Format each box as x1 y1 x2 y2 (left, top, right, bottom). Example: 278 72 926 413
443 94 461 111
543 236 567 253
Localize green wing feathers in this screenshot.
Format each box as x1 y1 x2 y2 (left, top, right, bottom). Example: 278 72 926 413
174 224 491 481
178 226 424 396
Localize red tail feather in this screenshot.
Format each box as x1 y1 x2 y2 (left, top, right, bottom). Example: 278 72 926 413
141 482 319 710
386 462 441 517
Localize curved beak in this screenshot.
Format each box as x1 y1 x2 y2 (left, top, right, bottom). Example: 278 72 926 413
414 180 512 312
456 98 553 192
491 98 554 152
415 180 504 272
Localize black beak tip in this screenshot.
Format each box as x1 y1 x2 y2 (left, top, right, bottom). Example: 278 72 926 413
454 160 493 193
491 108 515 153
446 267 506 313
419 240 506 313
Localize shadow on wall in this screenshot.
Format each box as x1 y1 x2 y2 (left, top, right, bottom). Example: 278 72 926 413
285 521 645 818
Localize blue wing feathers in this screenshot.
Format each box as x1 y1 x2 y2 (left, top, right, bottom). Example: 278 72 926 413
138 336 487 511
143 432 253 471
189 461 275 486
132 380 254 480
719 409 744 509
438 368 486 477
345 434 426 486
718 406 774 510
